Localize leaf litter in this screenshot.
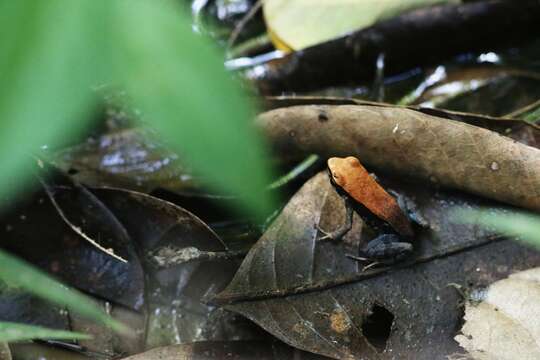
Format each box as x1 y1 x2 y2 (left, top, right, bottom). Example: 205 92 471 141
213 172 540 359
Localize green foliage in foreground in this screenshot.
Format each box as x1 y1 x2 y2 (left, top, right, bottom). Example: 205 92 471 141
0 322 90 342
0 0 273 216
0 249 128 339
455 209 540 247
0 0 274 342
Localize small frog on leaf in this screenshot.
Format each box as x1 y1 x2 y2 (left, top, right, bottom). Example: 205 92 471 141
318 156 427 267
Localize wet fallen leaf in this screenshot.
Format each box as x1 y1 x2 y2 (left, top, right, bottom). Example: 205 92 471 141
68 297 146 357
456 267 540 359
52 128 200 196
0 178 145 310
121 340 329 360
404 66 540 116
256 105 540 212
40 166 132 263
213 172 540 359
1 166 261 354
92 188 249 347
263 0 451 51
0 175 145 355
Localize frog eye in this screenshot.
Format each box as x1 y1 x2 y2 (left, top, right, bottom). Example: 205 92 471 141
332 174 345 186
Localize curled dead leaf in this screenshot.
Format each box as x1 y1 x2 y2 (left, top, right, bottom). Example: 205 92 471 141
256 105 540 212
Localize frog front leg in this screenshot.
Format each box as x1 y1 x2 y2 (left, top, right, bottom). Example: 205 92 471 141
317 196 354 242
388 189 429 229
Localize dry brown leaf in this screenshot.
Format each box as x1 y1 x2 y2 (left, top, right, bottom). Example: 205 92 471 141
256 105 540 212
214 171 540 358
456 268 540 359
120 341 328 359
0 343 10 360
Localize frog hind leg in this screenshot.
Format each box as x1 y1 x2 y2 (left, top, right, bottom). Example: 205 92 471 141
361 234 412 261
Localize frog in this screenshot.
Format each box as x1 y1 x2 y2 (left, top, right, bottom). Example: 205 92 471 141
317 156 427 265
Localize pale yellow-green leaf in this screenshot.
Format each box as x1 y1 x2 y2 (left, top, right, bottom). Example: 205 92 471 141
264 0 456 51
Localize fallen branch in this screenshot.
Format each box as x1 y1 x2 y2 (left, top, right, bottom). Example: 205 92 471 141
251 0 540 93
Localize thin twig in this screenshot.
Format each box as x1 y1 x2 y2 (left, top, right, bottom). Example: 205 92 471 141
227 0 264 49
505 98 540 119
228 33 270 59
40 179 128 263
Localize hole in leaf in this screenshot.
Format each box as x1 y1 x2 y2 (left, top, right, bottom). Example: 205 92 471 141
362 303 394 352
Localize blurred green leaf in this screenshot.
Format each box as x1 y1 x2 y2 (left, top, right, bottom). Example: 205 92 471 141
111 0 274 217
268 154 319 189
0 0 274 337
0 0 109 199
0 322 90 343
0 0 274 217
0 249 128 334
523 106 540 123
454 209 540 247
